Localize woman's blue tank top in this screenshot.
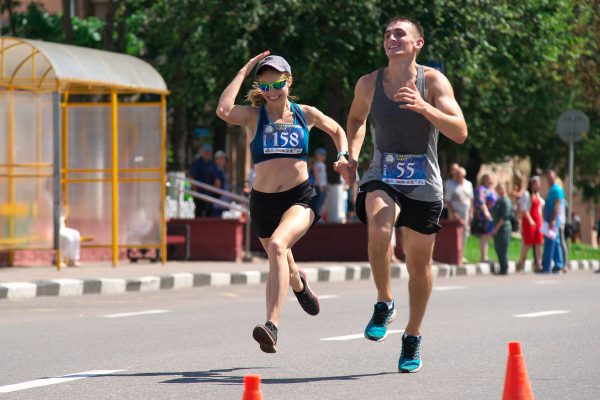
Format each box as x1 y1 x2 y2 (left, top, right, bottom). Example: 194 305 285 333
250 102 310 164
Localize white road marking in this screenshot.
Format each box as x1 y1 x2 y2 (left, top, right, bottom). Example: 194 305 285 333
318 294 340 300
0 370 125 393
533 280 559 285
433 285 467 291
321 330 404 341
101 309 170 318
513 310 570 318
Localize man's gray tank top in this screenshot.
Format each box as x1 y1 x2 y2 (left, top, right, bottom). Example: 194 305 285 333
360 65 443 202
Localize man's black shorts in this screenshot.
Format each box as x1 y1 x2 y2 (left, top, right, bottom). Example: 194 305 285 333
250 180 320 239
355 180 442 235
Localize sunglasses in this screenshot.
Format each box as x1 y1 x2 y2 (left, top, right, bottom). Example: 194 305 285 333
258 79 287 92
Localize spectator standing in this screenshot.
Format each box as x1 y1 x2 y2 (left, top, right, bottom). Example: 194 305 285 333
473 173 497 262
209 150 230 216
517 176 544 272
444 166 474 254
313 147 328 215
491 183 513 275
442 163 459 219
189 143 215 217
541 169 565 273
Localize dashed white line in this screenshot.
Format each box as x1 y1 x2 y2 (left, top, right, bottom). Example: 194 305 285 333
0 370 125 393
101 309 170 318
321 330 404 341
513 310 570 318
533 280 559 285
433 285 467 291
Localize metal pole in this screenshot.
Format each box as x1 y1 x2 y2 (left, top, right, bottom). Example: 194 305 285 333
160 95 167 265
7 88 15 266
244 214 252 262
110 91 119 267
567 116 575 246
53 92 62 271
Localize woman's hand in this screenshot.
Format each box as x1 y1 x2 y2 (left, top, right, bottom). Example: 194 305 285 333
240 51 270 77
338 158 358 186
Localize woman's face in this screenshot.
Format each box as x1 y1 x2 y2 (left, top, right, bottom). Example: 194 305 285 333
531 180 540 192
484 175 493 187
257 69 290 106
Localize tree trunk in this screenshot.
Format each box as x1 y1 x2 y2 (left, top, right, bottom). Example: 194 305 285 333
61 0 74 43
116 2 128 53
466 147 482 186
103 0 116 51
171 104 187 171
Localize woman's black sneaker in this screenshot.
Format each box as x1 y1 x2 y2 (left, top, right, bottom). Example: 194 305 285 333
252 321 278 353
293 270 320 316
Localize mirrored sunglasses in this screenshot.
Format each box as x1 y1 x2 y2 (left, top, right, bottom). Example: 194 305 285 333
258 79 287 92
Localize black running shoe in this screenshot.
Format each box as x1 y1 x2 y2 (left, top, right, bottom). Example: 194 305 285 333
293 270 320 316
252 321 278 353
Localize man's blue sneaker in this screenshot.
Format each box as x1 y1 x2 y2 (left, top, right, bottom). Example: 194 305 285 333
364 301 397 342
398 334 422 373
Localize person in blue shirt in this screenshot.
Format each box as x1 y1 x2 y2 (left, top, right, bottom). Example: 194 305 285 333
216 52 350 353
541 169 565 273
189 143 215 217
208 150 229 217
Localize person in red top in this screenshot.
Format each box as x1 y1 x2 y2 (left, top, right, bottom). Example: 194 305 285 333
517 176 545 272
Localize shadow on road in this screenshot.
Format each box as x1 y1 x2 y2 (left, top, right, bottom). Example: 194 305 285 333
106 367 393 385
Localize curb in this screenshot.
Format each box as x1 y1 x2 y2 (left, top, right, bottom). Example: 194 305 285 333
1 259 598 301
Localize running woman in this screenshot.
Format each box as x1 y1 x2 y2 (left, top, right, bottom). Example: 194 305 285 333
216 52 349 353
344 17 467 372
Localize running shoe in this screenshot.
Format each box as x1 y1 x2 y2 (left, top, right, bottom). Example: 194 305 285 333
398 334 422 373
252 321 278 353
293 270 320 316
364 301 397 341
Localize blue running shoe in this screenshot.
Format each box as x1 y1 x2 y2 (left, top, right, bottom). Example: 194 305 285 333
364 301 397 341
398 334 422 373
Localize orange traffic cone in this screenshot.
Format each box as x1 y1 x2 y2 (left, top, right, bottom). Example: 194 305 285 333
502 342 535 400
242 374 264 400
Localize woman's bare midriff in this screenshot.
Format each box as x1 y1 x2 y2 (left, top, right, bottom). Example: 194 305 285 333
252 158 309 193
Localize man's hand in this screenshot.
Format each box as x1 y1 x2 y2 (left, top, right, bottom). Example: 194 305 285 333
394 82 428 114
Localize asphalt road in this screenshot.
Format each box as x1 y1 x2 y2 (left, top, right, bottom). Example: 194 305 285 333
1 271 599 399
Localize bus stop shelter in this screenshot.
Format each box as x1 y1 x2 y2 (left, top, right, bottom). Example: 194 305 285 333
0 37 168 269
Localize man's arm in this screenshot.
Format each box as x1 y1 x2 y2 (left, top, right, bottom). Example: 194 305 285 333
345 73 376 185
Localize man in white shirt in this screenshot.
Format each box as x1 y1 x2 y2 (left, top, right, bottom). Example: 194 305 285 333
444 167 474 252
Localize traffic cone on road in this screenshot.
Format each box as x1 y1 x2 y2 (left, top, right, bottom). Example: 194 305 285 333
502 342 535 400
242 374 264 400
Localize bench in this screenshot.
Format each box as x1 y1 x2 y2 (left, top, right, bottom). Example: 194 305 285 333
127 223 191 262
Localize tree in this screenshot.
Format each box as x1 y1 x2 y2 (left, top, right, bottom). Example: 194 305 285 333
0 0 21 36
60 0 74 43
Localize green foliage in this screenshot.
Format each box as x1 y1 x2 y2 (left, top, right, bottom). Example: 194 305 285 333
2 0 597 197
4 2 62 40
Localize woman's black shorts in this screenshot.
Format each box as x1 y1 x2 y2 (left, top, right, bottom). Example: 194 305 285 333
250 180 321 239
355 180 442 235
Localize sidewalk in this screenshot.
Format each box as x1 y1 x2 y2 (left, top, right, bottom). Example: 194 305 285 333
1 258 598 301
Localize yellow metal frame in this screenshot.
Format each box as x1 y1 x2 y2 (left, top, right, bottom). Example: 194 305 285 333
1 37 168 269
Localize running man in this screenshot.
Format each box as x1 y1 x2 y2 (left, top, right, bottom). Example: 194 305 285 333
345 16 467 372
216 52 349 353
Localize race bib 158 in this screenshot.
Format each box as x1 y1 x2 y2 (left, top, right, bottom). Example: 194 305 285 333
263 124 305 154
